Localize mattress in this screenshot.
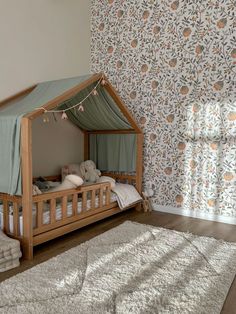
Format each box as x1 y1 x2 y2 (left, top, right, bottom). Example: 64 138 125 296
0 193 117 236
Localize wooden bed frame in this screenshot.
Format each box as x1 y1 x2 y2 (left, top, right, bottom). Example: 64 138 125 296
0 73 143 260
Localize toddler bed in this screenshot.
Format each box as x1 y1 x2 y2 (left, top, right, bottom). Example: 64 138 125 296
0 180 142 238
0 173 142 255
0 187 118 236
0 73 143 259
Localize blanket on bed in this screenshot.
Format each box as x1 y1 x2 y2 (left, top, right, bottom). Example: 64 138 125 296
112 183 142 210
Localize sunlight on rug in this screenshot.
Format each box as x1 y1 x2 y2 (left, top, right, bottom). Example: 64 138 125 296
0 221 236 314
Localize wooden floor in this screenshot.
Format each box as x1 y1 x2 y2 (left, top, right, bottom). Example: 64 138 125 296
0 210 236 313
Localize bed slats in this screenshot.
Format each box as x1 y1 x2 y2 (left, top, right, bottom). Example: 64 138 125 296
37 201 43 228
62 196 67 219
3 200 10 233
50 199 56 224
31 182 115 236
13 202 19 235
91 190 96 209
72 193 78 216
0 172 141 259
0 179 137 244
82 192 87 212
105 187 110 206
99 188 103 208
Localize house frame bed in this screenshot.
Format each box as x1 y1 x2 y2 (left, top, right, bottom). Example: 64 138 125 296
0 73 143 260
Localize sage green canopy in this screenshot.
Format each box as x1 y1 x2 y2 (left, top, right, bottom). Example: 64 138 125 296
90 134 137 172
0 74 135 195
60 82 131 131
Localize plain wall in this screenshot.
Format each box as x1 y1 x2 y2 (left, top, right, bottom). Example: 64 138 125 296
32 114 84 177
0 0 91 177
0 0 91 100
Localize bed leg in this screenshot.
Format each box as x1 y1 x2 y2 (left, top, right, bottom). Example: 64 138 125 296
22 240 33 260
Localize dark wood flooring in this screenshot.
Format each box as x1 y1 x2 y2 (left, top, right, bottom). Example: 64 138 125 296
0 210 236 313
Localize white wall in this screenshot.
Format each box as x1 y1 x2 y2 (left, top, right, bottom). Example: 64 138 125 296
0 0 91 176
0 0 91 100
32 114 84 177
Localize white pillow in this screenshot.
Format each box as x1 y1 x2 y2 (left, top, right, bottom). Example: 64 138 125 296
97 176 116 189
66 174 84 186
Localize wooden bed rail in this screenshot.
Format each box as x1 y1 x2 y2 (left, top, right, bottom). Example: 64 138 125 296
33 173 137 186
32 182 111 201
0 177 141 257
0 182 113 244
101 172 136 185
32 182 112 238
0 193 22 203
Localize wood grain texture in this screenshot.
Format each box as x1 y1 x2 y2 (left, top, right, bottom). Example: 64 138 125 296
33 201 118 237
21 117 33 260
36 202 43 229
33 205 125 246
13 202 19 236
50 198 56 224
61 196 68 219
3 200 9 233
72 193 78 216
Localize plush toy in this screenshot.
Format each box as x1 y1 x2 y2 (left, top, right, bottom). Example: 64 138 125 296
32 185 42 195
48 174 83 192
80 160 101 183
142 191 153 212
34 177 51 191
34 178 60 191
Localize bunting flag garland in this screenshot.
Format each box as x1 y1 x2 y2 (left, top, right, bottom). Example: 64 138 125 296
40 75 105 122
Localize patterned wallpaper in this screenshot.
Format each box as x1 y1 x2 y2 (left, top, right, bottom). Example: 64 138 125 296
91 0 236 217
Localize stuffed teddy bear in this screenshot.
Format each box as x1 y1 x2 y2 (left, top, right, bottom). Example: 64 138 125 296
80 160 101 183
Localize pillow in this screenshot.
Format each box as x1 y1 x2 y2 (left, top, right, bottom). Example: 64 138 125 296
97 176 116 190
65 174 84 187
48 174 83 193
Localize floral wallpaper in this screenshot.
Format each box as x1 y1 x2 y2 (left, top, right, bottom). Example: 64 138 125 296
91 0 236 217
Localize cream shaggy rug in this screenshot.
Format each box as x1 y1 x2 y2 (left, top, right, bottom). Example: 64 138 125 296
0 221 236 314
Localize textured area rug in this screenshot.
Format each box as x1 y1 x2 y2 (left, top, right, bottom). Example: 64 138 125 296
0 221 236 314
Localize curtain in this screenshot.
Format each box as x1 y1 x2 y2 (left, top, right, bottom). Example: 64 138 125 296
90 134 137 172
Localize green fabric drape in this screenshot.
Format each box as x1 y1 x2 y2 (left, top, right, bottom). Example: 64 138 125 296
0 75 92 195
90 134 137 172
61 83 131 130
0 74 134 195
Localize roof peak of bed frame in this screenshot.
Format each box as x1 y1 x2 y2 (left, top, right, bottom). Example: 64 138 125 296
0 72 142 134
